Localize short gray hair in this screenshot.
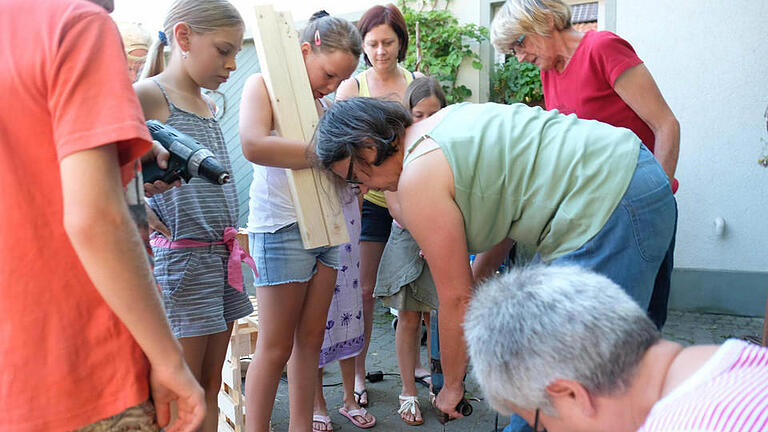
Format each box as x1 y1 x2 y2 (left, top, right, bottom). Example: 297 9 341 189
491 0 572 54
464 265 659 415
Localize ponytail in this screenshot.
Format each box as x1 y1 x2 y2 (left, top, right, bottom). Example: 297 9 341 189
141 35 167 79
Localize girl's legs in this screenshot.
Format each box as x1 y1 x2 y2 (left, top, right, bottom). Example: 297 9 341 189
354 240 386 404
421 312 432 380
246 282 310 432
312 368 331 431
339 357 375 425
177 323 235 432
395 310 423 423
413 312 430 382
287 262 337 432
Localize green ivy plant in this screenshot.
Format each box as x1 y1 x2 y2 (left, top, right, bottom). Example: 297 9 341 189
489 55 544 106
399 0 488 103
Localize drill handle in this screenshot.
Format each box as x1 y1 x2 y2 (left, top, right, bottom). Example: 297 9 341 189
142 156 189 185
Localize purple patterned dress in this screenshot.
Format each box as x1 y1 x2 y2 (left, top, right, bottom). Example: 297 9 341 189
318 186 364 367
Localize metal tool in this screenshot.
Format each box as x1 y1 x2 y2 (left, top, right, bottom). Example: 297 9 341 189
430 310 473 430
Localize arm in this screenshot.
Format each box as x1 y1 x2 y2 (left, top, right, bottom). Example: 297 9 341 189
613 64 680 181
61 145 203 431
238 74 313 169
398 149 472 418
471 238 516 282
384 190 402 223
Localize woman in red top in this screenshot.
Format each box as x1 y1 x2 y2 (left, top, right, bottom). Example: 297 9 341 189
491 0 679 186
490 0 679 333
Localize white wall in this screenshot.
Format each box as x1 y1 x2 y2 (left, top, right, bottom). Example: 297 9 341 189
614 0 768 272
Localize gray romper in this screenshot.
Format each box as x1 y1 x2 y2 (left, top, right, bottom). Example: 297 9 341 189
147 80 253 338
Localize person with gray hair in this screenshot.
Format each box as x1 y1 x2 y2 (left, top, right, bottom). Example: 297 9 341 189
313 97 676 419
465 265 768 432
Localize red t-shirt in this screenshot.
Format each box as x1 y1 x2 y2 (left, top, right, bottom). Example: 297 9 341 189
541 31 654 151
0 1 152 430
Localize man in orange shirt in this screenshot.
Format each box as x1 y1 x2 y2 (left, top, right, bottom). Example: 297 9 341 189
0 0 204 431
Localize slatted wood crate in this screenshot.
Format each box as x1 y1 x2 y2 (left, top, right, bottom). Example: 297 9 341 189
218 297 259 432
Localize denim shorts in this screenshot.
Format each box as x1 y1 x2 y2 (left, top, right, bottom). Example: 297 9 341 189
361 200 393 242
551 145 677 310
248 222 341 286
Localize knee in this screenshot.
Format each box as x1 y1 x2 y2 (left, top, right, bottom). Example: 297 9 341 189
397 311 421 331
295 326 325 350
255 340 293 366
202 372 224 397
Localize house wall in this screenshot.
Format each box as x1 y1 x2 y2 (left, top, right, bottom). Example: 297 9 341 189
611 0 768 315
223 1 768 315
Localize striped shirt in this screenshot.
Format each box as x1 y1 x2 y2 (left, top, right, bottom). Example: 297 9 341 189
639 340 768 432
146 81 238 241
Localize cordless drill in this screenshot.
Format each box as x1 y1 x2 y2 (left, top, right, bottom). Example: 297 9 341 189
143 120 230 185
430 310 473 425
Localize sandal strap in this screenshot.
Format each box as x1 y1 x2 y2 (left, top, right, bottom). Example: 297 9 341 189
313 414 331 423
398 395 420 415
344 407 369 417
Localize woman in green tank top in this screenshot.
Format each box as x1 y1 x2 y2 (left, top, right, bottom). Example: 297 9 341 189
312 97 676 419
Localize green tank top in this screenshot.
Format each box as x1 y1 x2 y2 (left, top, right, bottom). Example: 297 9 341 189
358 66 414 208
406 103 640 261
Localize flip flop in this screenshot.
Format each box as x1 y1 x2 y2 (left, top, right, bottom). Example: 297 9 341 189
414 373 432 388
338 407 376 429
312 414 333 432
354 389 369 407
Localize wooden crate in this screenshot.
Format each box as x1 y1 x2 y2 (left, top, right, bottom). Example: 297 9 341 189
219 296 259 432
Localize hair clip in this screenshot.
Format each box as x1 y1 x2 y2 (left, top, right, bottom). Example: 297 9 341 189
158 30 169 46
314 29 322 46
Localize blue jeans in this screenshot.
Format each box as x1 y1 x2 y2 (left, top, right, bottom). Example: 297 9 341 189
505 146 676 432
550 145 677 309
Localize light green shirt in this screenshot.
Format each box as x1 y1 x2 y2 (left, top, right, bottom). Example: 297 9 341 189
407 102 640 261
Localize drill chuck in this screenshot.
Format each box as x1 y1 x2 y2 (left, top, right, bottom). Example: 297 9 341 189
144 120 230 186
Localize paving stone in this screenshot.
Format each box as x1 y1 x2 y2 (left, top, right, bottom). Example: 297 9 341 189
265 306 764 431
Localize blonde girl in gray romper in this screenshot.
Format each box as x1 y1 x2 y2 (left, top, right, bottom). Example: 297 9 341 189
134 1 252 429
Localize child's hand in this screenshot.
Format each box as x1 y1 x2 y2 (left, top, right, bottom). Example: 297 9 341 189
145 204 171 238
142 140 182 197
149 357 205 432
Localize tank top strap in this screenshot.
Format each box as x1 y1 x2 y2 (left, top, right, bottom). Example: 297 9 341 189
401 66 415 85
150 78 174 111
357 70 371 97
403 134 440 167
203 94 217 117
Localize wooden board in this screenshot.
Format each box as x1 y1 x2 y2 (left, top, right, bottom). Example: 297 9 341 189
250 5 348 249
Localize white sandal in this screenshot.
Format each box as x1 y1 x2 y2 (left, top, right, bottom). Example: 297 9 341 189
398 394 424 426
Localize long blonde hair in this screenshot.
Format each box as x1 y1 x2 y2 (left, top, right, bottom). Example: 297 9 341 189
141 0 243 79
